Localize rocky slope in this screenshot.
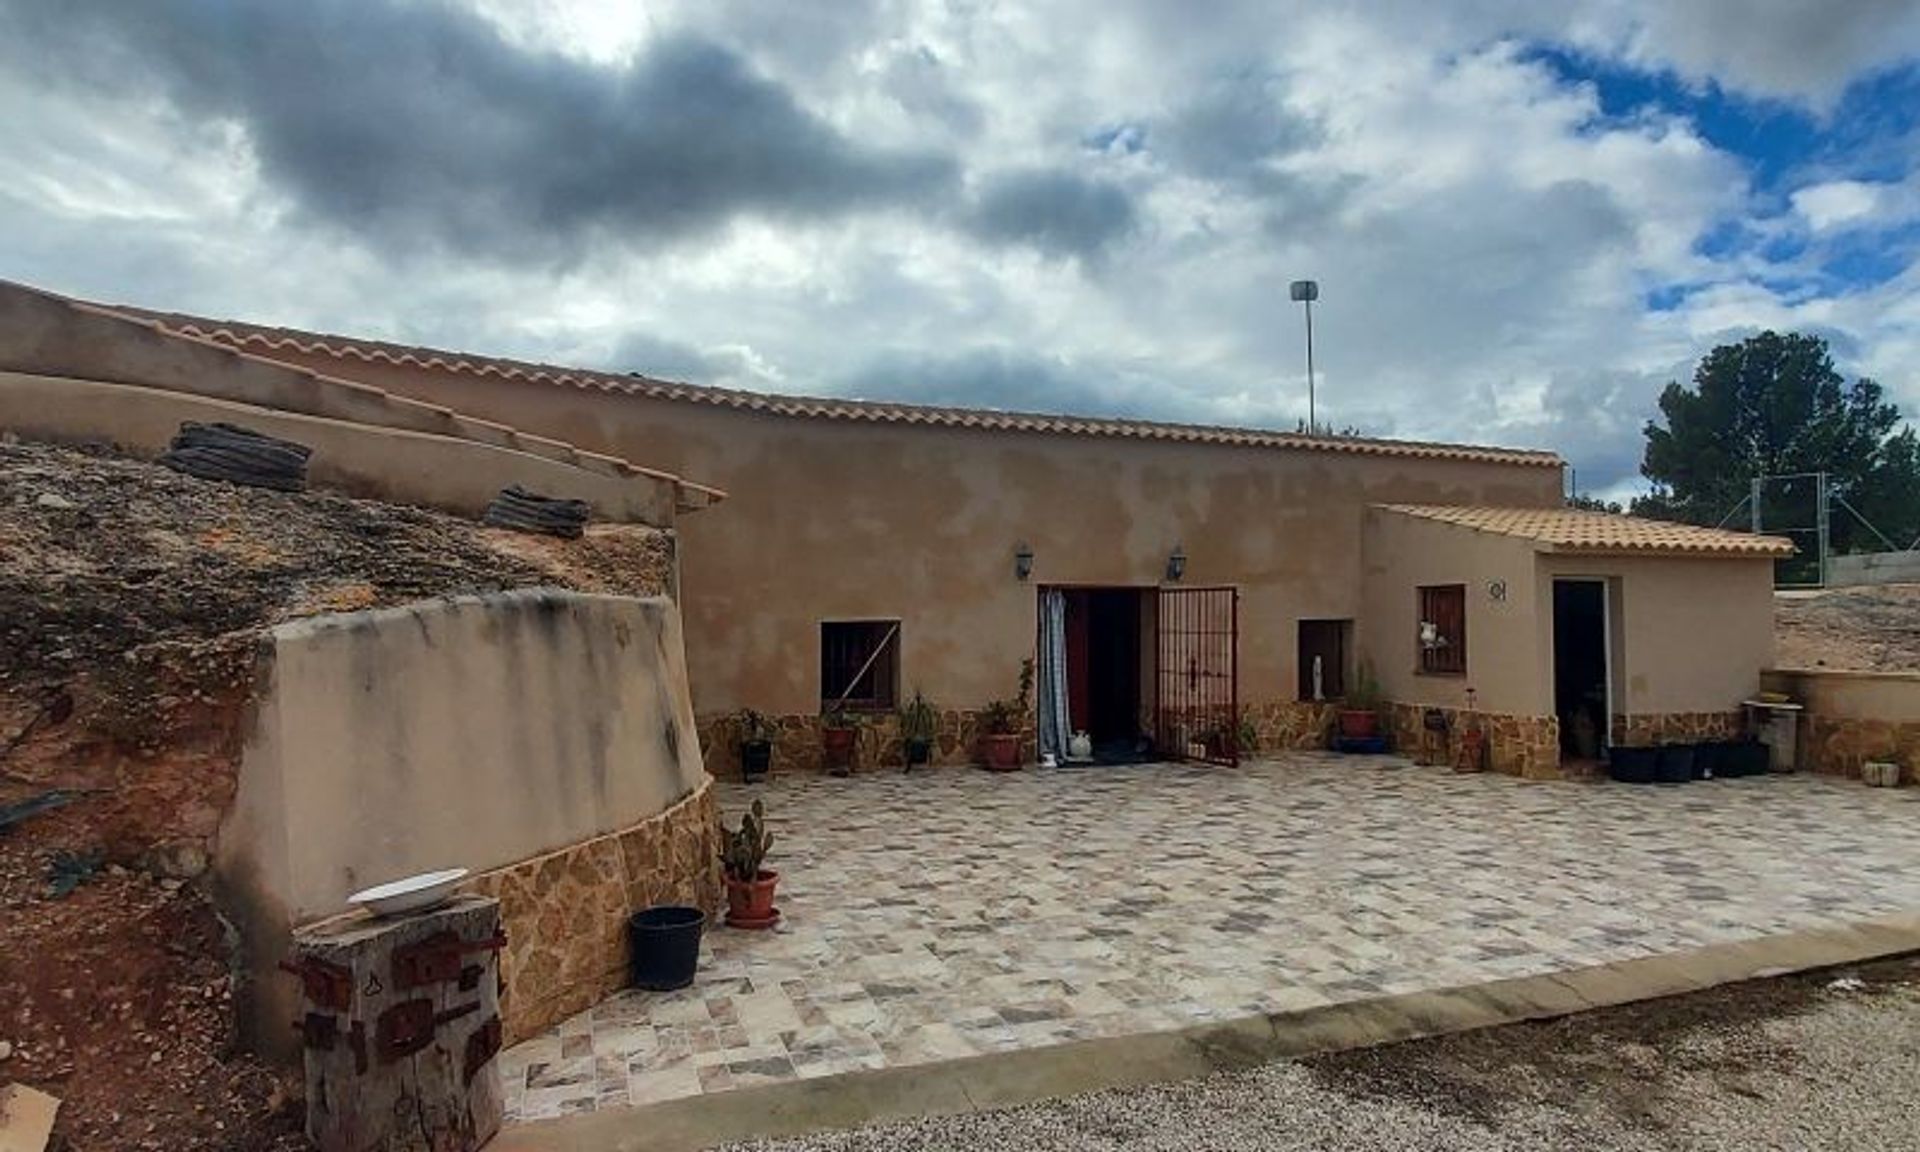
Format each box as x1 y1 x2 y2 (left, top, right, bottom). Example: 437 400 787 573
0 435 673 1151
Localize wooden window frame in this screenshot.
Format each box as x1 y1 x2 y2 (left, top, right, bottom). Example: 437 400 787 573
1417 585 1467 676
820 620 900 712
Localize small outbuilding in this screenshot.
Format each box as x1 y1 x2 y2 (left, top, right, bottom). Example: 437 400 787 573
1363 505 1795 776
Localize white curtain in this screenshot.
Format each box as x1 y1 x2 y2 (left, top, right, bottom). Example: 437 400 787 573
1036 589 1072 762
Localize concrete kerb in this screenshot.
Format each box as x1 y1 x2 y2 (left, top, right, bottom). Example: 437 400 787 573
493 911 1920 1152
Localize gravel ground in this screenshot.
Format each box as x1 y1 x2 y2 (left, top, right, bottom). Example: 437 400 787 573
726 956 1920 1151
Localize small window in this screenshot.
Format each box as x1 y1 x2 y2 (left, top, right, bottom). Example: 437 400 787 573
820 620 899 710
1298 619 1350 701
1417 585 1466 675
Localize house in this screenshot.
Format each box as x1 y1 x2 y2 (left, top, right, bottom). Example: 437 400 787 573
0 278 1794 778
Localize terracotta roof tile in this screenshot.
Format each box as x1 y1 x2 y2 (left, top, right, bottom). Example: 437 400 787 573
1375 504 1796 557
116 309 1567 470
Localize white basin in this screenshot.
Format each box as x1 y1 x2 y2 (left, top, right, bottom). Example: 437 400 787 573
347 867 470 918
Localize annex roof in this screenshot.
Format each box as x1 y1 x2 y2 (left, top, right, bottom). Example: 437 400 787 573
116 308 1566 471
1374 504 1796 558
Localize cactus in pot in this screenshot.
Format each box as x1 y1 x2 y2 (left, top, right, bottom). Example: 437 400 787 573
719 799 780 928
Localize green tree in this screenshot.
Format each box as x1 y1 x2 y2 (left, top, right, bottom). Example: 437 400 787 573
1631 331 1919 551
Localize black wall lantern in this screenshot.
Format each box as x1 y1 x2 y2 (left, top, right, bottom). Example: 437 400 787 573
1014 542 1034 581
1165 544 1186 583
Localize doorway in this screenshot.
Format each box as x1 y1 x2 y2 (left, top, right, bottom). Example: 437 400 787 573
1046 587 1153 763
1552 579 1610 763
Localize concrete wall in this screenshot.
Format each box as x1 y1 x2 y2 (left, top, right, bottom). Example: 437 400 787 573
0 371 676 524
1829 551 1920 587
210 349 1568 722
216 589 710 1055
1761 667 1920 779
0 280 705 524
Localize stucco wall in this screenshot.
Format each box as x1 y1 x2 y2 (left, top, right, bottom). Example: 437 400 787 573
219 350 1568 721
0 371 676 524
215 589 710 1057
1361 509 1545 715
1539 553 1775 716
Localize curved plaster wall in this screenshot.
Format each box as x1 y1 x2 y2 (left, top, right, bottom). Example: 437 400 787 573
216 589 712 1057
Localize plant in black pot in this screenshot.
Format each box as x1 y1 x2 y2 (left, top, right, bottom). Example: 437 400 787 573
720 798 779 929
898 689 938 771
735 708 774 783
821 704 860 777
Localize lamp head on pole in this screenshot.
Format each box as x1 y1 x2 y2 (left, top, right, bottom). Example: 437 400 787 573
1289 279 1319 302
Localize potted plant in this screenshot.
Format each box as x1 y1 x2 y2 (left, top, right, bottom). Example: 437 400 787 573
735 708 773 783
720 799 779 929
978 658 1033 771
1339 659 1385 740
821 704 860 777
1237 709 1260 759
898 689 938 771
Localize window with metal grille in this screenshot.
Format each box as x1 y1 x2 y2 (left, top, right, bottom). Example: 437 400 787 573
1417 585 1467 675
820 620 899 710
1297 619 1350 701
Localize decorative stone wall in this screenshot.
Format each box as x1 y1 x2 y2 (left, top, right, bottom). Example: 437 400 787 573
1242 700 1339 753
1609 711 1743 748
461 781 722 1045
1387 703 1560 780
698 710 1033 778
1799 716 1920 781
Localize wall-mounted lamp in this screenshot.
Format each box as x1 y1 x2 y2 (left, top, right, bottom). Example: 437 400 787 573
1014 542 1034 581
1165 544 1187 583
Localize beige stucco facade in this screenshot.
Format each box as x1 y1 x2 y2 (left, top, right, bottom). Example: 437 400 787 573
203 346 1569 729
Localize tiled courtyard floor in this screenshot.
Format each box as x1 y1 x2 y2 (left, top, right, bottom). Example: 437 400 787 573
501 754 1920 1122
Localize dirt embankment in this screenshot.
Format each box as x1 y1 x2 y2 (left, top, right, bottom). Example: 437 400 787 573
1775 585 1920 672
0 436 672 1151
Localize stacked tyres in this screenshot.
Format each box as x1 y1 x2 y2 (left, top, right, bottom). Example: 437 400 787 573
159 422 312 492
483 485 591 539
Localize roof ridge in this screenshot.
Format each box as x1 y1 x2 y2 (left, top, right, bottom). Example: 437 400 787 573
114 306 1566 469
1372 503 1796 557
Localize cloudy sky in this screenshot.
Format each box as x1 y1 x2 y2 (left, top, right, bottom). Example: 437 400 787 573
3 1 1918 497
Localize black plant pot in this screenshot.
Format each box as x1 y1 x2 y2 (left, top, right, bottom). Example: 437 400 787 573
628 905 705 991
1693 740 1726 779
740 739 772 781
1656 745 1695 785
1721 739 1770 778
1608 745 1659 784
905 737 932 768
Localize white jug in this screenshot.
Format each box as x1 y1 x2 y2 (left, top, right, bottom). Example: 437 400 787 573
1068 731 1093 760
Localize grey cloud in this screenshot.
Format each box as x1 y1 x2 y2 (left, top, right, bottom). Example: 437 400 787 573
883 46 985 137
0 0 957 262
608 330 774 388
1156 68 1320 188
963 168 1139 260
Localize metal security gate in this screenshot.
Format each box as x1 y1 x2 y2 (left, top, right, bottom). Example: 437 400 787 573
1155 586 1239 766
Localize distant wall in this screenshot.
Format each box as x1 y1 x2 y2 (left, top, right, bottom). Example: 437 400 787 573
0 371 677 524
1829 551 1920 588
216 590 718 1057
1761 667 1920 780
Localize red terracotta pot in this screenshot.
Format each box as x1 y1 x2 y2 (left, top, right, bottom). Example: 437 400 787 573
821 726 856 775
980 732 1022 771
1338 710 1379 739
725 870 780 929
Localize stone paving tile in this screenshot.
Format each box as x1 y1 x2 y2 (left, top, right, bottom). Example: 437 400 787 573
501 754 1920 1121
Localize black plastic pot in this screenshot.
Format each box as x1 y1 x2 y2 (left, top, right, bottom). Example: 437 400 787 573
1656 745 1695 785
1608 745 1659 784
740 740 772 781
628 906 705 991
904 737 932 768
1720 739 1770 778
1693 741 1727 779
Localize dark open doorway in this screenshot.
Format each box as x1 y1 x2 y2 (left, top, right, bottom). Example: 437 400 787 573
1552 579 1610 762
1058 587 1151 762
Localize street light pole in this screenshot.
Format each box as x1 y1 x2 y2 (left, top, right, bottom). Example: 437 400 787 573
1290 279 1319 434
